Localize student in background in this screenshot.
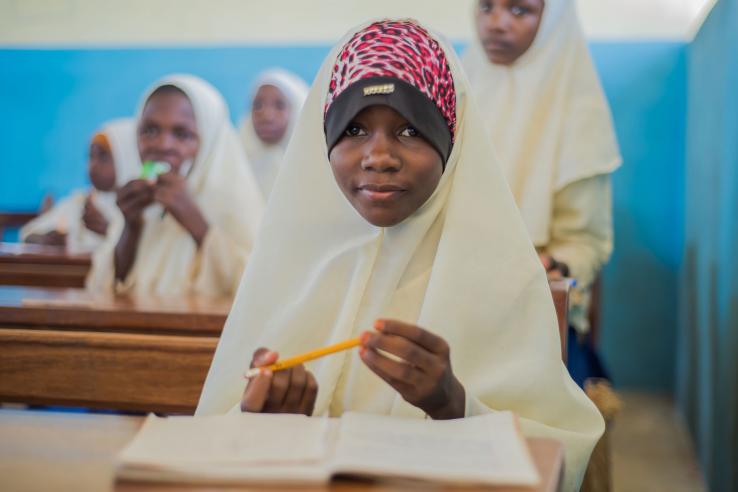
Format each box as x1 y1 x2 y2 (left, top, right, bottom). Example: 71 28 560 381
86 74 263 297
239 69 308 199
463 0 622 385
197 20 603 492
21 119 140 253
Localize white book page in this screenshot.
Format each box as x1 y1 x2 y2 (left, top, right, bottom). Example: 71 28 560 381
118 412 331 467
329 411 540 486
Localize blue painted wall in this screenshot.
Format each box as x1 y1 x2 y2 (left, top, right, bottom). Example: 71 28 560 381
0 41 688 391
677 0 738 489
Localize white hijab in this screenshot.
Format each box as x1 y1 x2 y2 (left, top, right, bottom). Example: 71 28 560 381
198 19 602 491
238 69 309 199
462 0 621 245
87 75 264 297
20 118 140 254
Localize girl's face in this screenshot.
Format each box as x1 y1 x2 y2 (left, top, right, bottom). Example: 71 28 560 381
88 137 116 192
476 0 545 66
329 105 443 227
252 85 290 145
138 90 200 174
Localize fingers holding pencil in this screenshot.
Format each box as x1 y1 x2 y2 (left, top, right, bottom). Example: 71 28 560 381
240 348 318 416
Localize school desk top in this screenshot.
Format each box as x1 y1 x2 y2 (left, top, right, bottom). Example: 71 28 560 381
0 408 564 492
0 286 231 413
0 285 230 336
0 241 91 288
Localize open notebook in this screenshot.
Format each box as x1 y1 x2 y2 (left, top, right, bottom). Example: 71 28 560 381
117 411 540 487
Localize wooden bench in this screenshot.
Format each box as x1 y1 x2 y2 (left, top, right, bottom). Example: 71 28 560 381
0 242 91 288
0 286 230 413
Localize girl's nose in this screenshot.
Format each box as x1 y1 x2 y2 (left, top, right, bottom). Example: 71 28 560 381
361 133 401 172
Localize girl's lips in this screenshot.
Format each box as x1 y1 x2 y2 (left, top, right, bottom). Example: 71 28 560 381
357 184 406 202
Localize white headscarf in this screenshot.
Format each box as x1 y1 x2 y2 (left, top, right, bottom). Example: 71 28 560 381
462 0 621 245
21 118 140 254
198 19 602 491
86 74 264 297
238 69 309 199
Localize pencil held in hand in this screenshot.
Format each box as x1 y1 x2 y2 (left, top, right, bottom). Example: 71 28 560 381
244 337 361 378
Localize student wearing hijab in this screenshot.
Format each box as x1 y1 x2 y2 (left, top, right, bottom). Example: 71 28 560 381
197 19 603 491
463 0 622 384
22 119 140 254
239 69 309 199
86 75 264 297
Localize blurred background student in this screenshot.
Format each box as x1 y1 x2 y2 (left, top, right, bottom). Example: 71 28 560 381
21 118 140 254
86 75 263 297
239 68 308 199
463 0 621 386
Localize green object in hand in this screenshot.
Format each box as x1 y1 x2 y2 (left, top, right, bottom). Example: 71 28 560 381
140 161 171 180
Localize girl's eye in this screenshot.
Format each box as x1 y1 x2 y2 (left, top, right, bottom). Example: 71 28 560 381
140 126 158 138
174 128 194 141
479 0 492 13
511 5 528 16
399 126 420 137
344 124 366 137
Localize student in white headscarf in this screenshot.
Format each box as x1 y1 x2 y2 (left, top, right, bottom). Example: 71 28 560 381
238 69 309 199
197 19 603 492
21 119 140 254
86 74 264 297
462 0 622 383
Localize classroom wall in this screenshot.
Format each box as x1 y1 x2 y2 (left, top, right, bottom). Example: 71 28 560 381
677 0 738 490
0 0 718 44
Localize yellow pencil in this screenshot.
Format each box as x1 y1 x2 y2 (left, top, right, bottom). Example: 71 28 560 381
244 337 362 378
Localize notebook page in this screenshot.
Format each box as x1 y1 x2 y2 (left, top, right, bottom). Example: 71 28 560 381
330 411 539 486
118 412 330 467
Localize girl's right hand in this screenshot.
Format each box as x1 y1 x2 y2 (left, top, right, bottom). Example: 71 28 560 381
240 348 318 416
116 179 154 227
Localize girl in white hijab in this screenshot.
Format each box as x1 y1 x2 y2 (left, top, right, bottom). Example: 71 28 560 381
197 19 603 491
463 0 622 381
21 118 140 254
239 69 309 199
86 75 264 297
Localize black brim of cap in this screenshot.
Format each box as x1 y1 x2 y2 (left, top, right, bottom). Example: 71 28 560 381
324 76 452 164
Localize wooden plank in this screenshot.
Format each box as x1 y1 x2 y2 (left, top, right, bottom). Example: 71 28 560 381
548 278 572 363
0 242 91 287
0 409 564 492
0 286 230 336
0 328 218 413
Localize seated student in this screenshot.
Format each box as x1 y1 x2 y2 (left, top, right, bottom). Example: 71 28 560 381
86 74 264 297
462 0 622 384
197 20 603 491
21 119 140 253
239 68 309 199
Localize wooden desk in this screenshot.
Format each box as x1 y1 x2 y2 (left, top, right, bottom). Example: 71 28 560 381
548 279 572 363
0 286 230 413
0 409 564 492
0 211 37 239
0 242 91 288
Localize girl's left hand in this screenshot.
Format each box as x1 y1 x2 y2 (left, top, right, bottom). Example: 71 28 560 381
82 195 109 236
154 172 209 246
359 319 466 420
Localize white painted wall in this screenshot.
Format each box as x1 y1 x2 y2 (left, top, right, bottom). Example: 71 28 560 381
0 0 718 45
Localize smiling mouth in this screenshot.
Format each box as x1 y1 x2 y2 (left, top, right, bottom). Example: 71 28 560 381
357 184 407 202
483 39 512 53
